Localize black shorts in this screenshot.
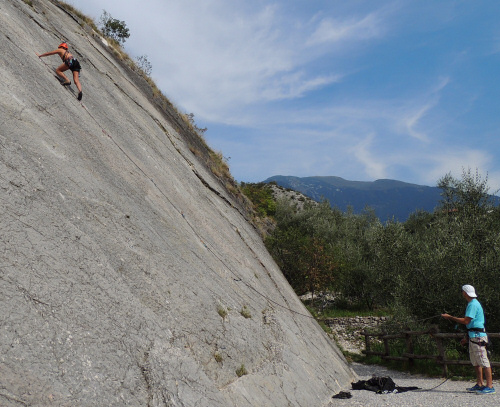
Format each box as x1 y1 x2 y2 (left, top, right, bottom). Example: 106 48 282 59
65 58 81 72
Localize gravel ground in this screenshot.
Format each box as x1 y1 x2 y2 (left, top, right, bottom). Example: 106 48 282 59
326 362 498 406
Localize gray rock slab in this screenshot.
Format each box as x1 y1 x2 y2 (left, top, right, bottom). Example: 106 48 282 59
0 1 356 406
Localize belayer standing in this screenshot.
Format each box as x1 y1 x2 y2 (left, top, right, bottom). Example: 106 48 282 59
442 285 495 395
37 42 83 101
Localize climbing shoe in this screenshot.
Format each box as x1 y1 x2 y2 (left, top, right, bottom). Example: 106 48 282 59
77 91 83 101
467 384 484 392
475 387 496 395
62 80 71 86
332 391 352 399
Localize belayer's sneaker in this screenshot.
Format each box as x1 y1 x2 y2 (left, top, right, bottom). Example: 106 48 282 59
475 386 496 395
467 384 485 392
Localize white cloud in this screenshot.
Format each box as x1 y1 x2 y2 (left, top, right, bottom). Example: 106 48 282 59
307 11 385 45
140 3 306 117
400 104 432 142
74 0 393 121
395 77 450 142
351 134 387 179
261 72 342 101
425 149 493 184
69 0 500 188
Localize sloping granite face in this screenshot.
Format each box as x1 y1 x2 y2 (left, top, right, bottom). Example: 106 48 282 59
0 1 355 406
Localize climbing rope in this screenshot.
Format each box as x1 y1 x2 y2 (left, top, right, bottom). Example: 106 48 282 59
31 13 319 320
38 60 315 321
412 376 450 392
414 314 443 323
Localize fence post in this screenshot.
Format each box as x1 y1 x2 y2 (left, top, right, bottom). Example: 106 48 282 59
364 329 371 354
433 327 448 376
383 332 390 358
405 328 414 369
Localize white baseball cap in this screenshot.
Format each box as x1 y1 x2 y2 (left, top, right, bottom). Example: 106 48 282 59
462 284 477 298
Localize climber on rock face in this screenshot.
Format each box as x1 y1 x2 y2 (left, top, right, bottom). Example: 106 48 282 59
37 42 83 101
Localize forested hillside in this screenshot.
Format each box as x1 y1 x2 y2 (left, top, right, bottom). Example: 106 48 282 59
247 170 500 337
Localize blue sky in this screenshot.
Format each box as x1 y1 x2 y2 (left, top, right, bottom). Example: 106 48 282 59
69 1 500 191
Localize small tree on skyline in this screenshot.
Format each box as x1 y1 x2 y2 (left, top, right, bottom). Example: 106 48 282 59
99 10 130 44
135 55 152 76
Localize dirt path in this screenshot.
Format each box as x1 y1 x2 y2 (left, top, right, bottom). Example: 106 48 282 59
326 362 497 406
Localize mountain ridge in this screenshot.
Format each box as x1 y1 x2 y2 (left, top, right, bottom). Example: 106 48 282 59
264 175 443 221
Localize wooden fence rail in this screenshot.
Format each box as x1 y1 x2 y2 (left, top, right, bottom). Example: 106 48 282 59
362 327 500 376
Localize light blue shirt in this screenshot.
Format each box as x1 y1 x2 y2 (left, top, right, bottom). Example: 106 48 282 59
465 298 486 338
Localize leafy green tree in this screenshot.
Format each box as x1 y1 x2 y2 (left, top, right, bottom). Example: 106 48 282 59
333 208 381 309
265 199 339 296
388 169 500 332
300 236 337 305
265 226 309 292
437 168 495 215
261 170 499 331
99 10 130 44
240 183 276 217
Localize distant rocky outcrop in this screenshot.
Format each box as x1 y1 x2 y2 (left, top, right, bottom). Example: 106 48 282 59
0 1 355 406
268 183 316 211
